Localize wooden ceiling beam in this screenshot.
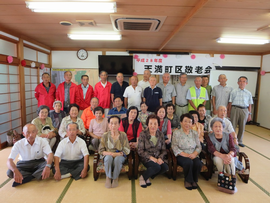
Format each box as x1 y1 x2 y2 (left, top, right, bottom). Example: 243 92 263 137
158 0 209 51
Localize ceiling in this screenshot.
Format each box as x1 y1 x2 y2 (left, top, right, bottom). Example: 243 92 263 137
1 0 270 54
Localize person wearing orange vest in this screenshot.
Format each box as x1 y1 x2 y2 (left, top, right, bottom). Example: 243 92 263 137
186 76 209 111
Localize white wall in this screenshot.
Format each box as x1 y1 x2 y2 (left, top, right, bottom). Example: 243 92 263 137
257 54 270 129
214 54 261 67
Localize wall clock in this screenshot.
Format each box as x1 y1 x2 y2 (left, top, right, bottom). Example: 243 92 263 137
77 49 88 60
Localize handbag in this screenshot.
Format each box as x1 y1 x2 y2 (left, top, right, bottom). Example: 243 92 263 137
217 164 237 194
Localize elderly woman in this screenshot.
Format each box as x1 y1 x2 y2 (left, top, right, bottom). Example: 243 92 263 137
155 106 172 148
138 114 168 188
189 110 204 144
119 106 142 150
89 106 108 150
172 113 202 190
166 103 180 132
99 116 130 189
205 117 237 176
49 101 66 129
31 105 56 149
138 102 151 130
58 103 86 139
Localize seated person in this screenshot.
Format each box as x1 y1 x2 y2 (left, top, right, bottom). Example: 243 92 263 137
197 104 212 131
189 110 204 143
81 97 99 130
31 105 57 149
59 104 86 139
7 124 53 187
53 122 89 181
137 114 168 188
89 106 109 150
107 96 127 118
155 106 172 148
205 118 237 178
119 106 142 150
208 106 238 145
138 102 151 130
99 116 130 188
49 100 66 130
166 103 180 132
172 113 202 190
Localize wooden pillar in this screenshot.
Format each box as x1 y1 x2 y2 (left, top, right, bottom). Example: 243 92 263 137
17 39 26 126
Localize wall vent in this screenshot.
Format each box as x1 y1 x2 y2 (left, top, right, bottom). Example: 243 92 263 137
76 20 96 27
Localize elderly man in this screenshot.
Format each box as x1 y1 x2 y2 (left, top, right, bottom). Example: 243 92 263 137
111 72 129 103
81 97 100 130
186 76 209 111
157 73 176 105
228 76 253 147
75 75 94 117
54 122 89 181
56 71 77 114
138 69 151 90
35 72 56 110
212 74 233 115
7 124 53 187
175 73 190 119
123 76 143 110
208 106 238 145
94 71 112 117
201 76 212 115
108 96 127 118
143 76 162 112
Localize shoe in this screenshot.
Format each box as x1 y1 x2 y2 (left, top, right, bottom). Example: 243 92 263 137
192 182 198 189
112 178 118 188
139 175 147 188
184 181 193 190
146 179 151 186
238 143 245 147
105 176 112 188
12 176 34 187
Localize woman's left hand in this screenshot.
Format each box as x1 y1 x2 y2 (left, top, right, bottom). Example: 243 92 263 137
157 158 164 165
188 152 197 160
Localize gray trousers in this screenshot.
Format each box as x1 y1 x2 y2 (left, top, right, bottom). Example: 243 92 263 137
7 158 47 180
91 138 100 151
175 105 188 120
104 155 126 180
230 106 249 144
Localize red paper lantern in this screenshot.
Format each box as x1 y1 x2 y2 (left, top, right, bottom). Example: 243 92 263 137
21 60 26 66
6 56 13 63
40 64 45 69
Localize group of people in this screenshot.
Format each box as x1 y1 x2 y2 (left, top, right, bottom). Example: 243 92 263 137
7 69 252 192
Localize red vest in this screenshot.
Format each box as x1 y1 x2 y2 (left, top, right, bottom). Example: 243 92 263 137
35 83 56 110
56 82 77 110
76 84 94 110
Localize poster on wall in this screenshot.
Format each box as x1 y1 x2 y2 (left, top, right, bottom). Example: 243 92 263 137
51 68 99 88
134 54 224 75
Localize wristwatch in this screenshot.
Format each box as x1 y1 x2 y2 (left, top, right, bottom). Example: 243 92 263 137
248 112 252 115
46 164 51 168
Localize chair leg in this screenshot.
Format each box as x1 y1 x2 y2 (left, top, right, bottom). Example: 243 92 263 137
93 151 99 181
238 152 250 183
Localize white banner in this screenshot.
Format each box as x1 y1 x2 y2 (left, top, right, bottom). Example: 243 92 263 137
134 54 223 75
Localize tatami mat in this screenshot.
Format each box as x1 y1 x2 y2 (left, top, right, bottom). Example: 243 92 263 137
0 125 270 203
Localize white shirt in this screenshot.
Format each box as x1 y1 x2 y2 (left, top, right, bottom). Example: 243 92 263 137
8 137 52 161
123 85 143 110
138 80 150 91
55 136 89 160
101 81 107 88
208 116 235 133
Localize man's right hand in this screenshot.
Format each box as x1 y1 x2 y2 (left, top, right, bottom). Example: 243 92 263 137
13 169 23 184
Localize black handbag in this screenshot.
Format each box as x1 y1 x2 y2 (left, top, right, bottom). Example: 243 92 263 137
217 164 237 194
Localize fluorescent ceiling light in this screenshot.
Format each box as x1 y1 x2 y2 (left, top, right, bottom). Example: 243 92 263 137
68 34 122 40
25 1 117 13
216 38 269 45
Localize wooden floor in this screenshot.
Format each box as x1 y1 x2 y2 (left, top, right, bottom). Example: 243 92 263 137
0 125 270 203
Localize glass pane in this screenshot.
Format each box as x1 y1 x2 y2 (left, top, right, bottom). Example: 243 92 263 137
0 64 8 74
0 103 10 114
0 122 11 134
32 76 38 82
24 75 31 83
12 118 21 129
24 67 30 75
26 106 32 114
10 101 20 110
0 94 9 103
32 105 37 113
11 110 21 120
32 98 37 105
25 84 31 91
26 114 32 123
25 99 32 107
0 84 8 93
0 75 8 83
14 126 22 134
31 84 37 90
31 69 38 75
10 84 19 92
25 91 31 99
0 112 11 124
9 75 19 83
9 66 19 74
10 93 20 102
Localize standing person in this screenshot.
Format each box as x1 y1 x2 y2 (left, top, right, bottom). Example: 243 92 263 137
212 74 233 115
110 72 129 103
123 76 143 110
107 96 127 118
157 73 176 105
138 70 151 91
56 71 77 114
35 72 56 110
186 76 209 111
201 76 212 115
76 75 94 117
7 124 53 187
143 76 162 113
175 73 190 119
94 71 112 117
228 76 253 147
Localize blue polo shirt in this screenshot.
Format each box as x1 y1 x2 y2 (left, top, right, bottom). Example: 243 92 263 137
110 81 129 102
108 107 127 116
143 86 162 112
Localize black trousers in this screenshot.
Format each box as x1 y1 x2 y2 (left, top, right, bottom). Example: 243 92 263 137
176 156 202 183
142 161 168 181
